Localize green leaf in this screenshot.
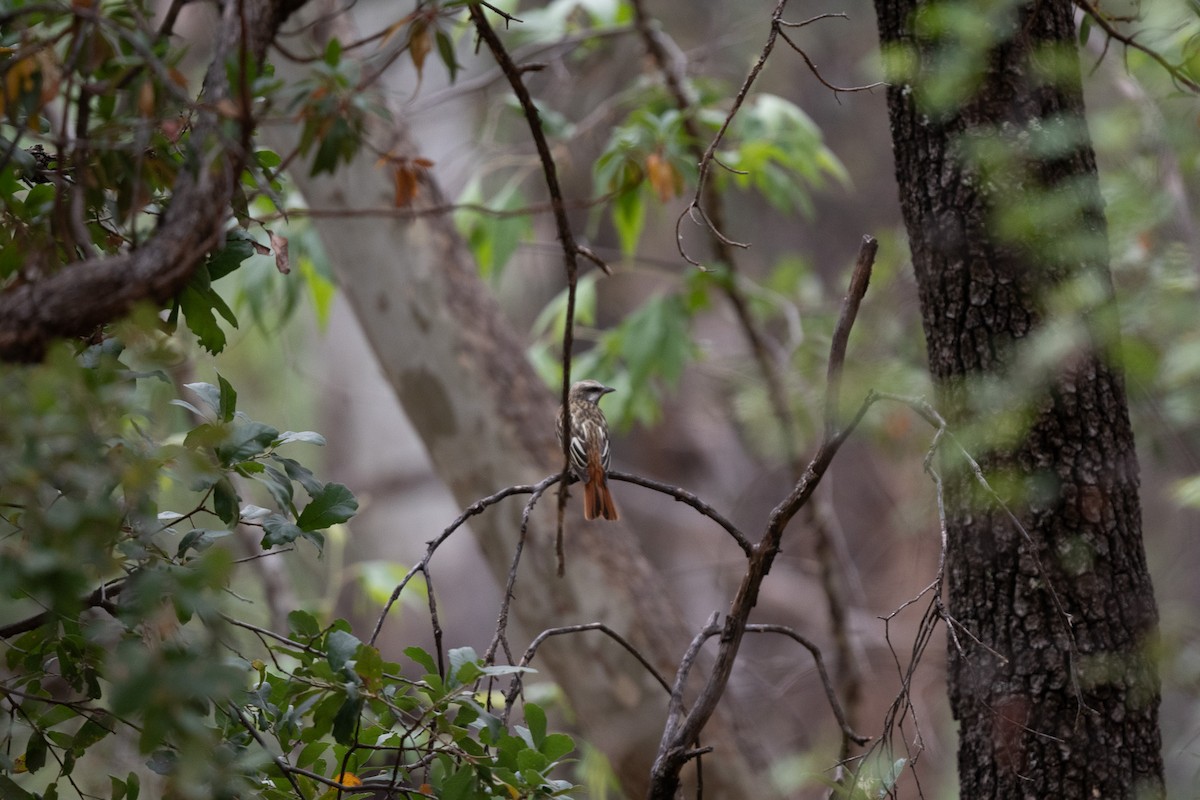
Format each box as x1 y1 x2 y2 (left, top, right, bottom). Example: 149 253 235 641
404 646 438 675
441 764 475 800
177 528 232 558
296 739 329 770
256 465 295 514
324 37 342 67
178 263 240 354
331 695 362 745
207 234 257 281
216 421 280 464
287 609 321 639
455 176 533 279
184 382 222 416
217 374 237 423
23 730 47 774
448 646 478 685
261 514 304 547
455 660 483 685
299 257 336 330
355 644 384 686
213 477 240 526
326 629 362 671
0 776 36 800
612 187 646 257
273 431 327 447
623 294 692 387
435 29 459 82
71 712 113 754
524 702 547 747
272 455 325 496
517 746 549 772
540 732 574 762
296 483 358 531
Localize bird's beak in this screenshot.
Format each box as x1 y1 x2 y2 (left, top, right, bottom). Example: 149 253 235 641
602 385 616 395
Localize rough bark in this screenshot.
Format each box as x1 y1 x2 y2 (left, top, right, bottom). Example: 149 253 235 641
0 0 308 362
872 0 1164 797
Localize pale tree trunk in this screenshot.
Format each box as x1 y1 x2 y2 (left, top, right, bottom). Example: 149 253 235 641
264 11 765 797
872 0 1164 796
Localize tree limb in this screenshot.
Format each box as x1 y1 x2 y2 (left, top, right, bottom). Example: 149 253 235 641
0 0 309 362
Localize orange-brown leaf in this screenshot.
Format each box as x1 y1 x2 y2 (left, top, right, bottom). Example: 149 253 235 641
266 229 291 274
645 152 680 202
394 164 419 207
1 48 61 126
336 772 363 787
137 80 155 118
409 18 431 78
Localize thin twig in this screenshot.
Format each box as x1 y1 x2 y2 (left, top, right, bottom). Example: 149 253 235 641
1073 0 1200 93
745 624 869 745
825 236 878 437
483 480 554 666
467 2 602 578
648 245 879 798
608 470 752 556
229 703 309 799
502 622 674 722
368 476 560 646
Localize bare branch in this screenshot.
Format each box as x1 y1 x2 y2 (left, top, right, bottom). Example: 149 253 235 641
825 236 878 437
502 622 674 718
745 624 870 746
648 250 880 798
368 475 560 646
466 3 594 576
608 470 753 557
1 578 125 640
777 30 886 98
1073 0 1200 93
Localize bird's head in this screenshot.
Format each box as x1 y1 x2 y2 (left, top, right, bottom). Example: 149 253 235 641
570 379 615 405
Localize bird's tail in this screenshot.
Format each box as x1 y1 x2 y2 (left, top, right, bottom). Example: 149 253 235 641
585 465 619 521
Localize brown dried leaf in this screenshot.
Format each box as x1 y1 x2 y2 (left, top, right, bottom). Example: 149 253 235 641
393 164 419 207
408 18 431 78
265 229 291 274
137 80 155 118
645 152 680 202
214 98 241 119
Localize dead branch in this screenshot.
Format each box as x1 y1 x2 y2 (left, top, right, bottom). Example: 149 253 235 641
647 237 879 799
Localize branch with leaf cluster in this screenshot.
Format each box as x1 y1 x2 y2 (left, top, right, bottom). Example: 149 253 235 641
0 0 307 362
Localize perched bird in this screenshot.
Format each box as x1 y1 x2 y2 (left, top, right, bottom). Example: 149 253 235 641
556 379 619 521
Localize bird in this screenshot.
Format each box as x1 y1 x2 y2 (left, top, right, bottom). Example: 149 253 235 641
556 379 619 521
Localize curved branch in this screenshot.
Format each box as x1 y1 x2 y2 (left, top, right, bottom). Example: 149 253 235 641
0 0 309 362
502 622 674 717
608 470 753 557
744 623 870 746
647 240 879 798
368 475 560 647
1073 0 1200 93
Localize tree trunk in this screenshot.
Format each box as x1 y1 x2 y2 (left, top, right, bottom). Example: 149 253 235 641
872 0 1164 796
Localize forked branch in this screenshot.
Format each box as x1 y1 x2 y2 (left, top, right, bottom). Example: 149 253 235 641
647 236 877 799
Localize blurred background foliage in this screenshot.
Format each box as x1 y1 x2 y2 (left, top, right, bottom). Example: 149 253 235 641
2 0 1199 796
